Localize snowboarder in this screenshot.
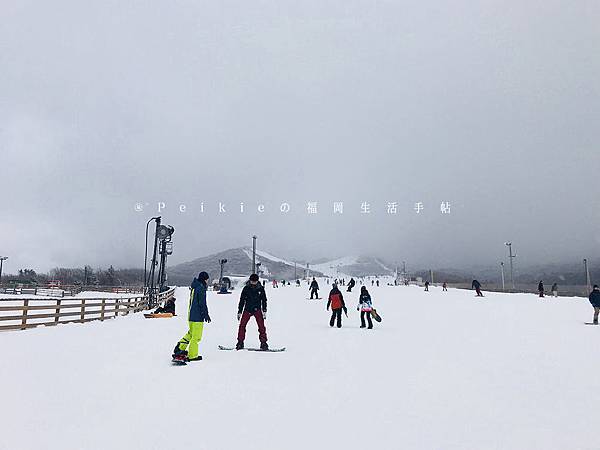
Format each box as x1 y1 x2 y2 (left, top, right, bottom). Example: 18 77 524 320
327 283 347 328
376 280 379 287
442 282 448 292
472 279 483 297
357 286 374 329
424 281 430 292
589 285 600 325
310 277 320 299
296 279 301 287
155 296 175 315
538 281 545 298
236 273 268 350
347 278 356 292
173 271 211 363
272 279 278 288
551 283 558 298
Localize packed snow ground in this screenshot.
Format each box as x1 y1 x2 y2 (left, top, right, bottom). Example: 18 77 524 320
1 282 599 450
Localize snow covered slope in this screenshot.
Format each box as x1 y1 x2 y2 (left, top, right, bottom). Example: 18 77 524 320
1 284 598 450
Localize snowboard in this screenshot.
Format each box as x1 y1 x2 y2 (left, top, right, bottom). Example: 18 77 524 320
307 297 322 300
171 355 187 365
218 345 286 352
371 309 382 322
145 313 174 318
584 322 598 325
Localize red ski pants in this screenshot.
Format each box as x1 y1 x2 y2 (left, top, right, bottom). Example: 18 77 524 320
237 310 268 344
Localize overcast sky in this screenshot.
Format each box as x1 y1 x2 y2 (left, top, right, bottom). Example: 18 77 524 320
1 0 599 273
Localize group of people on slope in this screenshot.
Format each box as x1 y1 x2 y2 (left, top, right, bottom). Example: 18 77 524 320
326 283 377 329
172 272 270 363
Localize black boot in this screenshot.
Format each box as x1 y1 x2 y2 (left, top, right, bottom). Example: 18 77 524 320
260 342 269 351
173 344 187 357
236 341 244 350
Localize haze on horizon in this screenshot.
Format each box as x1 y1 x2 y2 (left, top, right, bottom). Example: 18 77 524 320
1 1 599 274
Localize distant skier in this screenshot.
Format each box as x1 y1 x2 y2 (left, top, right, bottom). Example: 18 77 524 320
296 279 301 287
376 280 379 287
357 286 374 329
589 285 600 325
236 273 268 350
424 281 430 292
551 283 558 298
538 281 545 298
309 277 320 299
472 279 483 297
371 280 374 287
347 278 356 292
442 282 448 292
172 271 211 362
327 283 347 328
272 279 278 288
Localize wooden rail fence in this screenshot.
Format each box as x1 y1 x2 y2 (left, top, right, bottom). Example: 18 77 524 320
0 288 175 331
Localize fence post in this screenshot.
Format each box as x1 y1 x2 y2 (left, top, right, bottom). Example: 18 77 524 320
55 299 61 325
80 299 86 323
114 300 119 318
21 299 29 330
100 299 106 321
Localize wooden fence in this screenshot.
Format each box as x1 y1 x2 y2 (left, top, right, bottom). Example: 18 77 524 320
0 288 175 331
0 285 145 297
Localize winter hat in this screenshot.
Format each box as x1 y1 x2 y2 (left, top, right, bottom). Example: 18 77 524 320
249 273 259 282
198 271 209 282
594 285 599 290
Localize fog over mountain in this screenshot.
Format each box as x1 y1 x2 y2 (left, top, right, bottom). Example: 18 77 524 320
2 1 599 273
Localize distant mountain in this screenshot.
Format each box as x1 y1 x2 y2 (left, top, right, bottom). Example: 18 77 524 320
166 248 324 285
311 256 394 277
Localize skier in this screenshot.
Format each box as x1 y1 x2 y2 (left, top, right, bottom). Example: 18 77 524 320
551 283 558 298
309 277 320 299
236 273 268 350
154 296 175 315
347 278 356 292
371 279 374 287
357 286 374 329
424 280 430 292
272 279 278 288
326 283 347 328
376 280 379 287
538 280 545 298
442 282 448 292
296 279 301 287
472 279 483 297
589 285 600 325
173 271 211 362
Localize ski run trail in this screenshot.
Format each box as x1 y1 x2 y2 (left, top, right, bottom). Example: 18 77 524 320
1 281 599 450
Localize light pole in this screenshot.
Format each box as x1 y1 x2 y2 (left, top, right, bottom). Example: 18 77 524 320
500 262 505 292
584 258 592 294
0 256 7 284
219 259 228 284
252 235 257 274
505 242 516 290
294 262 297 280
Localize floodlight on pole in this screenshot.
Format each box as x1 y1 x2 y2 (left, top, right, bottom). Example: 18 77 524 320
500 262 505 292
252 235 257 274
505 242 516 290
0 256 7 284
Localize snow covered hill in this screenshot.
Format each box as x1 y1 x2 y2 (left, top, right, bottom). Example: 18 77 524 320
2 283 598 450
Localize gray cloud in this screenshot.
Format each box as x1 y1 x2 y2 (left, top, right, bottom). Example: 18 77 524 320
1 0 599 273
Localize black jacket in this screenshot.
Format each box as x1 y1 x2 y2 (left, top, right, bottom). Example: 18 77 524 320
238 284 268 314
589 289 600 307
310 280 319 290
538 282 544 292
472 280 481 289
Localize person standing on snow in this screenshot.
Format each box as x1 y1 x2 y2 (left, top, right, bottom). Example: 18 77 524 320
173 271 211 362
357 286 374 329
236 273 268 350
347 278 356 292
327 283 347 328
424 280 430 292
551 283 558 298
538 281 545 298
442 282 448 292
310 277 320 299
589 285 600 325
472 279 483 297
